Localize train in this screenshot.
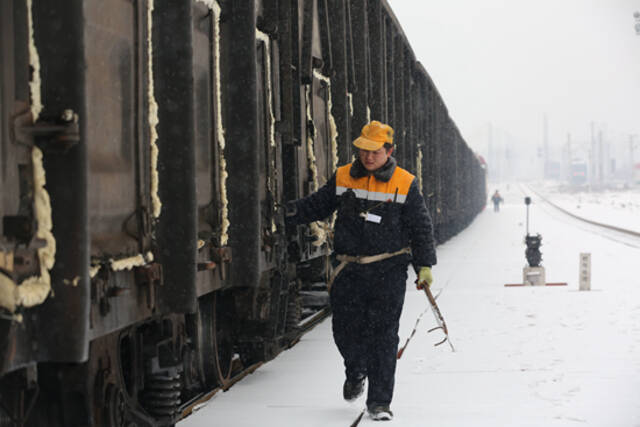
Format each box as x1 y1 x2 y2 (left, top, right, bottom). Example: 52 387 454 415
569 161 588 187
0 0 486 425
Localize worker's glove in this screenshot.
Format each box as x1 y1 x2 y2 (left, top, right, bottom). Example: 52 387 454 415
416 266 433 289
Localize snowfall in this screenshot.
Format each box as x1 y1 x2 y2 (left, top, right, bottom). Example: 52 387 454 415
179 183 640 427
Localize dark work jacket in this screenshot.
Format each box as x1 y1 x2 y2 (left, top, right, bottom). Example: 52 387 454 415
287 157 437 271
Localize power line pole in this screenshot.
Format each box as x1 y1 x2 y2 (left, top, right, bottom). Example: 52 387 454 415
589 121 595 191
598 129 604 187
488 122 494 182
566 133 572 182
631 134 637 183
543 114 549 179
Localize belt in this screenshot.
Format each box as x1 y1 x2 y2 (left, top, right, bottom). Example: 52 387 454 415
327 247 411 291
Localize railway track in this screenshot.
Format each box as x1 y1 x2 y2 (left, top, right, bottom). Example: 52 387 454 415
178 307 331 420
521 184 640 246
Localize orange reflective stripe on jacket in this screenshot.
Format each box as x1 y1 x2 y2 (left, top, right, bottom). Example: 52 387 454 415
335 164 414 204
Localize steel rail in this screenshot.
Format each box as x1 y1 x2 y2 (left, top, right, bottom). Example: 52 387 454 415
178 306 331 421
524 185 640 239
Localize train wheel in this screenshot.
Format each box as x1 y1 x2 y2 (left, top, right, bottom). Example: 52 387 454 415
104 384 128 427
213 292 235 386
197 292 234 388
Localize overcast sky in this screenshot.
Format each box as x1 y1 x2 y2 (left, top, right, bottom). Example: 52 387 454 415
387 0 640 158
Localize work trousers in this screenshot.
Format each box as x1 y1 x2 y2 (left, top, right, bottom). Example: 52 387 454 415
330 261 408 408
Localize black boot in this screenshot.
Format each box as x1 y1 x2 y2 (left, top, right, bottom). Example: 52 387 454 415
343 376 365 401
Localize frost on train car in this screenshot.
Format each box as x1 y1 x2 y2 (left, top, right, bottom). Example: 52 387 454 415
0 1 487 426
1 0 86 400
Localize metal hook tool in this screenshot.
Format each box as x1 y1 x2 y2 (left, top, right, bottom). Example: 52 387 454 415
423 285 455 352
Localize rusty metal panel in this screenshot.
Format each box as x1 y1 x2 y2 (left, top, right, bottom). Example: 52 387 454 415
0 0 39 375
29 0 90 363
1 1 32 248
1 2 19 237
256 34 281 272
348 0 369 136
154 0 197 313
192 3 214 212
326 0 351 165
311 76 333 186
282 1 336 264
1 0 91 371
80 0 159 338
84 0 148 258
191 1 228 296
225 0 261 290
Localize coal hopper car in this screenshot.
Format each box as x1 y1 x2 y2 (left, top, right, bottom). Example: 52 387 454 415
0 0 485 425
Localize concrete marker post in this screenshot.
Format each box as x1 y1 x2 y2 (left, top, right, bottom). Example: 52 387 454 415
579 253 591 291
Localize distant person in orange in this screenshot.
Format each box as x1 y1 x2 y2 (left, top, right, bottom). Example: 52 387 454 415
491 190 503 212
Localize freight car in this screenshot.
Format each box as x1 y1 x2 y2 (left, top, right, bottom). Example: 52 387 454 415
0 0 486 425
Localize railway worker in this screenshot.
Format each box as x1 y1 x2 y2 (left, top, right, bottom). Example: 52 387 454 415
491 190 503 212
285 120 436 421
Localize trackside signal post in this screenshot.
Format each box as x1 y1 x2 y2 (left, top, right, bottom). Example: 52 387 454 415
522 197 546 286
505 195 567 287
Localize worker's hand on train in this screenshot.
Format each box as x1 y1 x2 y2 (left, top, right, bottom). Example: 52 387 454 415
416 266 433 289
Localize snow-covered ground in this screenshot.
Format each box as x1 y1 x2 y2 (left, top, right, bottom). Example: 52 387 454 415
179 184 640 427
530 182 640 234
